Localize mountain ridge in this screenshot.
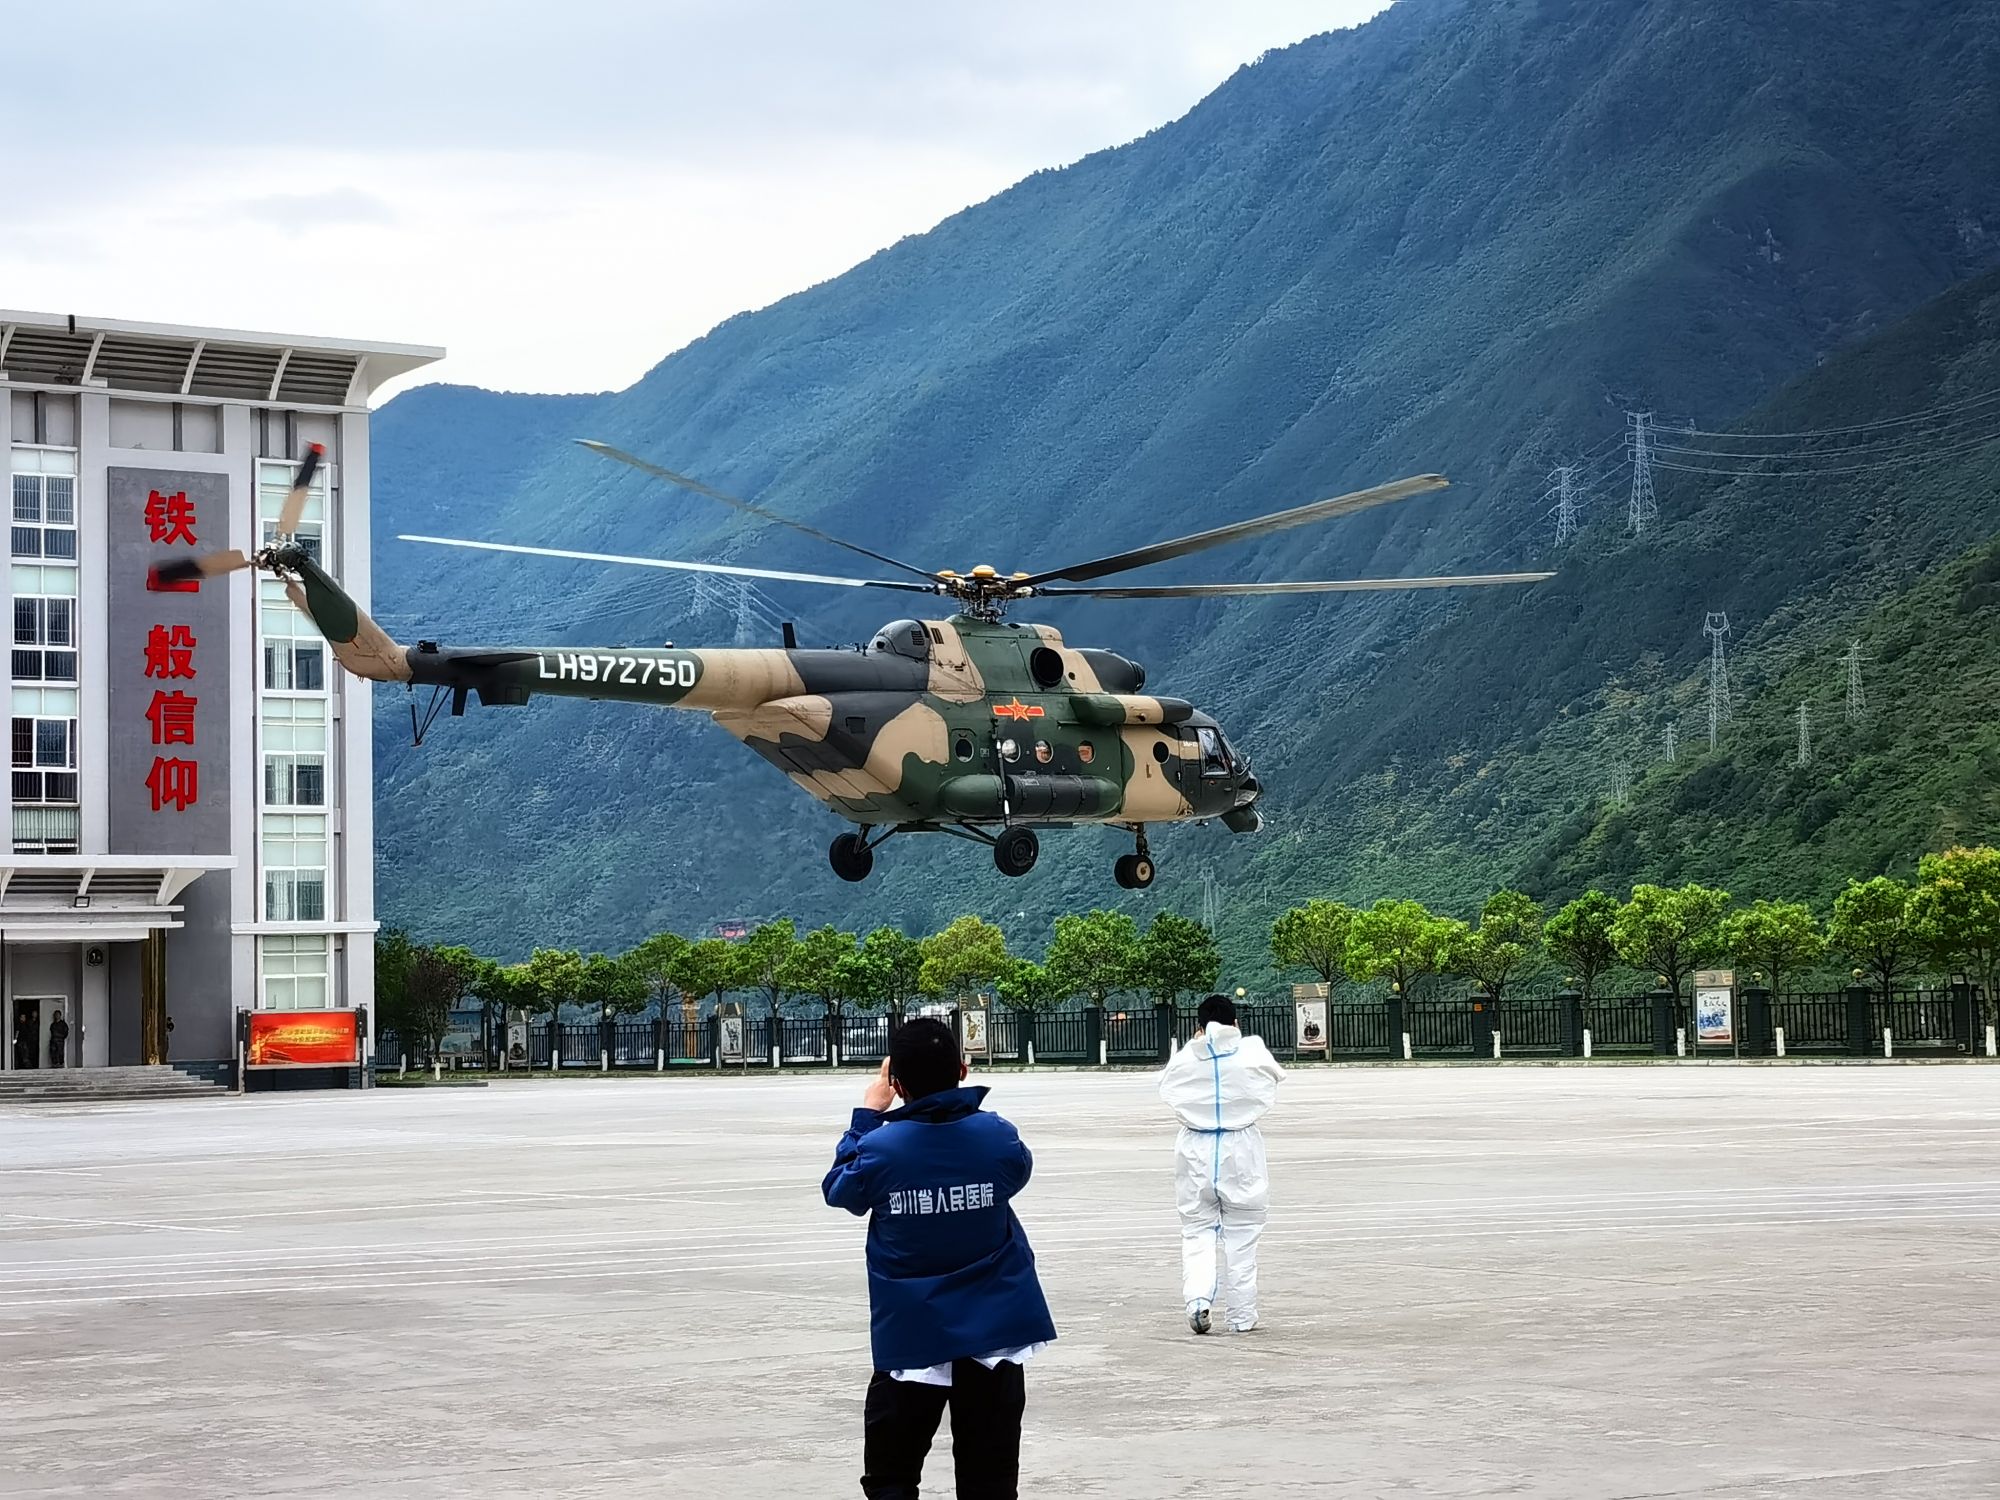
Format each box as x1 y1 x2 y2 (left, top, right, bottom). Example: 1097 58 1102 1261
368 0 2000 965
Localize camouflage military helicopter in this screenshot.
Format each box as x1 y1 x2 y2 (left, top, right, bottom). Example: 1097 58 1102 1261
157 445 1551 887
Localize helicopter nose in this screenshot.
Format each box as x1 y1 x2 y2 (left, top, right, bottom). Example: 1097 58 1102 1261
1239 773 1262 800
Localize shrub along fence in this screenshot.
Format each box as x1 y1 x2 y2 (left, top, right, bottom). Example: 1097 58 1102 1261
386 983 1991 1074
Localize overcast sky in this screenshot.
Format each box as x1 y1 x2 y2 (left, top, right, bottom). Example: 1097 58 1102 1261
7 1 1388 399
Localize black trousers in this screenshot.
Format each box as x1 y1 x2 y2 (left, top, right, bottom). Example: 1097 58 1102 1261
861 1359 1025 1499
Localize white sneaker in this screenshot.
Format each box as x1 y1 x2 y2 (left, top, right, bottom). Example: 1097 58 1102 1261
1227 1318 1259 1333
1188 1307 1211 1335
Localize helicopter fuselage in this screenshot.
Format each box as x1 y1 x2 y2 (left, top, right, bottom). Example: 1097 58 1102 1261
279 549 1258 882
384 609 1262 838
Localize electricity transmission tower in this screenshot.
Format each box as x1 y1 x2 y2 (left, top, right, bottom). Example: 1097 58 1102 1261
1845 641 1867 723
1547 465 1582 546
1200 867 1222 933
1608 762 1631 808
1702 612 1732 749
1663 723 1678 764
1796 702 1812 768
1626 411 1659 535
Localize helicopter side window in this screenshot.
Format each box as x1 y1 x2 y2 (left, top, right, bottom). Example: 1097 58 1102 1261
953 733 975 762
1196 726 1229 778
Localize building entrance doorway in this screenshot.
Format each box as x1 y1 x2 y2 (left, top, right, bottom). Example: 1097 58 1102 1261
10 995 73 1070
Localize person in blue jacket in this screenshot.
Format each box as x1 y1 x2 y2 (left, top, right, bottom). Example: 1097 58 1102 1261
823 1016 1057 1499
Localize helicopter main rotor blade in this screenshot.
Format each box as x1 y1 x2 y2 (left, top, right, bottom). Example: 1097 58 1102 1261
397 534 940 594
276 442 326 538
1016 474 1450 588
1035 570 1556 598
576 440 941 584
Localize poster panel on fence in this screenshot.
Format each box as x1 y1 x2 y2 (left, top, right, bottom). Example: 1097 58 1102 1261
1693 969 1735 1046
1294 999 1330 1053
718 1008 747 1064
504 1019 528 1068
247 1010 360 1068
962 1008 989 1056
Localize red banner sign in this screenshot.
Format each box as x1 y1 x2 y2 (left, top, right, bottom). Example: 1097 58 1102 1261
247 1010 360 1068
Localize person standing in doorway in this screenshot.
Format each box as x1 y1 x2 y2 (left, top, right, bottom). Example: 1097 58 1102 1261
12 1007 34 1070
1159 992 1285 1334
47 1011 69 1069
822 1017 1057 1499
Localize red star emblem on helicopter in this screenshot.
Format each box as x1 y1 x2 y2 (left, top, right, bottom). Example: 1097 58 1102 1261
994 699 1045 721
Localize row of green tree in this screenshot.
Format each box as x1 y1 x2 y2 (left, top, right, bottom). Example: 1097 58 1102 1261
375 910 1224 1062
377 846 1999 1059
1271 848 2000 1005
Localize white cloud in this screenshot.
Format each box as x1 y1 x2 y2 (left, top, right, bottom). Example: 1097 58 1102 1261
5 1 1391 396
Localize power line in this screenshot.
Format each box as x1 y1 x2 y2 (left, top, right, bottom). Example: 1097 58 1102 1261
1675 384 2000 441
1652 428 2000 478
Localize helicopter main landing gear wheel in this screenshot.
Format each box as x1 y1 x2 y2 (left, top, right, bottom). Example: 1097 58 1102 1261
1114 828 1156 889
829 832 875 882
993 827 1040 878
1113 853 1156 889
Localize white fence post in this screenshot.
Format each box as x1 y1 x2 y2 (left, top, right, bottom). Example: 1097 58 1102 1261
1401 1032 1412 1061
1775 1026 1787 1058
1883 1028 1894 1059
1491 1032 1502 1061
1675 1028 1686 1058
656 1047 665 1072
1582 1029 1593 1059
432 1059 441 1082
1986 1024 1996 1058
399 1054 407 1079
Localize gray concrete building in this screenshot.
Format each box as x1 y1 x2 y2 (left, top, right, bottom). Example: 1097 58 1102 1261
0 310 440 1072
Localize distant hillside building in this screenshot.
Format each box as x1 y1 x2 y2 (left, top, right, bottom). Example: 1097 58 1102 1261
0 310 441 1072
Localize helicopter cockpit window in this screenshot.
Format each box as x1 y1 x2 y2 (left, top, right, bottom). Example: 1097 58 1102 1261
868 620 932 661
1196 726 1229 778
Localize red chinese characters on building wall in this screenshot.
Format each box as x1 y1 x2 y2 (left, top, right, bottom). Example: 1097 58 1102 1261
141 493 202 813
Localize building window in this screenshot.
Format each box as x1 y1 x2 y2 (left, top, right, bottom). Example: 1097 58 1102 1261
264 754 325 807
12 715 77 804
12 806 80 855
12 472 77 561
262 812 327 922
257 458 328 561
261 933 332 1009
13 597 77 683
259 587 327 692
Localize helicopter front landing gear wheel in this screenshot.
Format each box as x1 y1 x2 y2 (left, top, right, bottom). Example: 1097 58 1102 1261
993 827 1040 878
829 832 875 883
1113 853 1156 890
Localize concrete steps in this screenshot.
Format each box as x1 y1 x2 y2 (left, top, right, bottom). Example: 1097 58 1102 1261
0 1063 231 1104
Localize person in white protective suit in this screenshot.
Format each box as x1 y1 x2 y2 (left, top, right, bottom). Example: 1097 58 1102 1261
1158 992 1285 1334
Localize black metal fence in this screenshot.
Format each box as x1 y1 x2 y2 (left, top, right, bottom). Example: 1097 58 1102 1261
382 983 1990 1074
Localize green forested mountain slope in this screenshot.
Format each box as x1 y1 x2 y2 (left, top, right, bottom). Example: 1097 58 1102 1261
370 0 2000 963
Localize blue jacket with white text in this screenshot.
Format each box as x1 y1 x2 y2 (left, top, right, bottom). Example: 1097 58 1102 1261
821 1085 1058 1372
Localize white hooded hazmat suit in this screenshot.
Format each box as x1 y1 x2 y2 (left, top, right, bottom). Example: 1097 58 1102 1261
1158 1021 1285 1330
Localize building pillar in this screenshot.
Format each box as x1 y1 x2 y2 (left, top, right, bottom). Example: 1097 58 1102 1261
140 929 167 1064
